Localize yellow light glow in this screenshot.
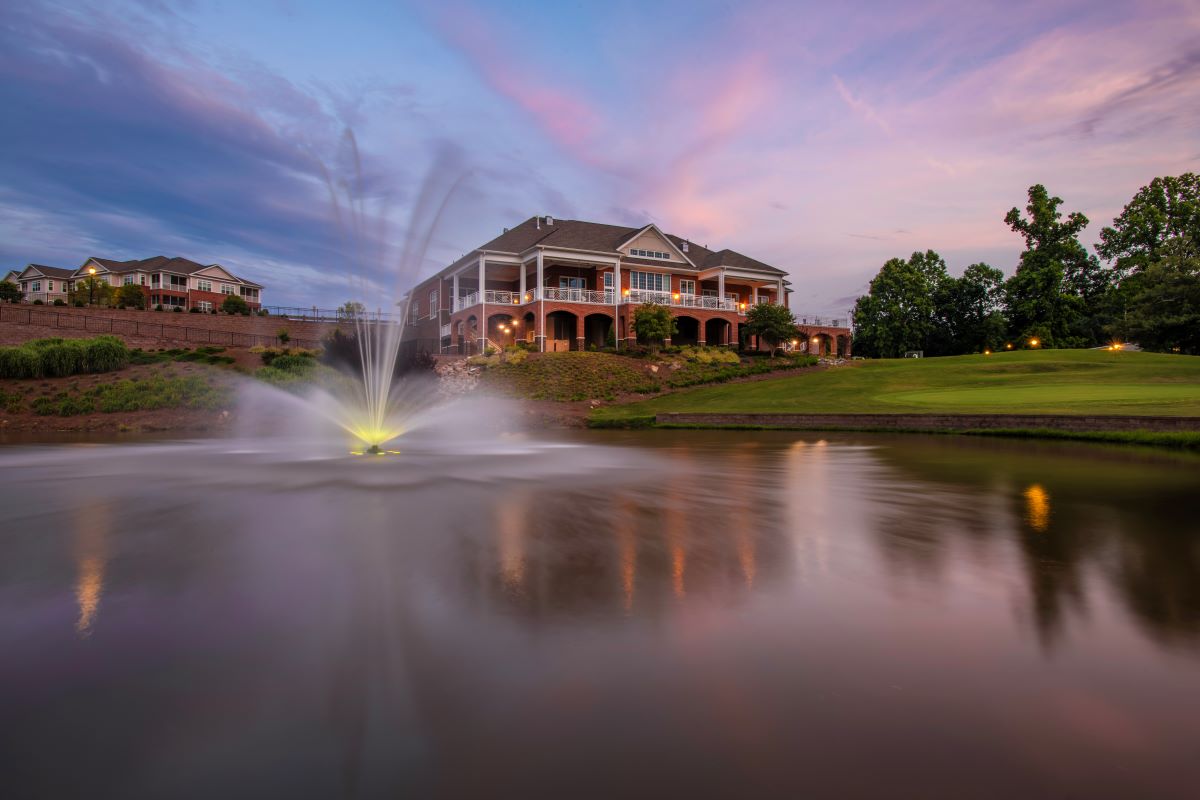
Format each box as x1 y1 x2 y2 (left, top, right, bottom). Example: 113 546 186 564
88 266 96 275
1005 343 1013 350
811 336 819 343
622 289 629 296
1029 338 1039 347
673 293 680 300
1023 484 1051 532
984 349 991 355
791 339 799 346
739 302 747 310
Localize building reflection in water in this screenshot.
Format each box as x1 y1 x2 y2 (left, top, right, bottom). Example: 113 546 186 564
1023 484 1051 532
73 500 112 638
474 443 787 620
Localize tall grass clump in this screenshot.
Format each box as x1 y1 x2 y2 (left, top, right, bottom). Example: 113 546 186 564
0 335 129 378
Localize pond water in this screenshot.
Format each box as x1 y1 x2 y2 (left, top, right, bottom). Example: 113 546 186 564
1 430 1198 798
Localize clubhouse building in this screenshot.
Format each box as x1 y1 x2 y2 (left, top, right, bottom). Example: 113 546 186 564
404 216 850 356
11 257 263 311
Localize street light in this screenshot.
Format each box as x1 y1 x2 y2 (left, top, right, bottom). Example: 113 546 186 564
1028 338 1040 348
87 266 96 305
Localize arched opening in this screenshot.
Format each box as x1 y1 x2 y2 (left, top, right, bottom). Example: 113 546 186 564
464 315 479 355
675 315 700 346
813 332 834 357
583 313 613 349
546 310 578 352
704 318 729 347
522 312 536 344
836 334 850 358
488 313 518 348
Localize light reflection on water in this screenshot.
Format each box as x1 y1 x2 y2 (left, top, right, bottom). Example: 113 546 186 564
0 431 1199 798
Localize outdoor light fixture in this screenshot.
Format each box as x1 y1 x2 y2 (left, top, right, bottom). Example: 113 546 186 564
673 293 680 300
87 266 97 305
1029 338 1040 347
791 339 798 346
1005 343 1013 350
984 349 992 355
622 289 629 296
740 302 747 310
811 336 819 343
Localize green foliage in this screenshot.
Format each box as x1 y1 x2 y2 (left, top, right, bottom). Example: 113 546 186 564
481 352 659 400
276 328 290 344
0 387 24 413
339 301 366 317
73 276 114 306
52 298 66 306
0 280 22 303
744 302 797 354
27 375 227 416
1097 173 1200 277
221 294 250 315
116 283 146 309
0 335 128 378
632 303 676 349
1119 254 1200 354
853 251 946 357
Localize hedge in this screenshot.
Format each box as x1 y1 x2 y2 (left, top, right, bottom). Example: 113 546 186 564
0 335 129 379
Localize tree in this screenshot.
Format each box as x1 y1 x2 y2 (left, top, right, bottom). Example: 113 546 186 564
942 263 1007 354
1120 246 1200 354
339 300 366 318
221 295 250 315
852 251 946 357
631 303 676 351
1003 185 1111 346
1097 173 1200 277
72 276 114 307
745 302 796 355
115 283 145 309
0 280 21 303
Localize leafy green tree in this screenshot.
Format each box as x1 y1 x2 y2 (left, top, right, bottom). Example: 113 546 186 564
852 251 946 357
944 263 1007 353
1003 185 1111 346
115 283 145 309
631 303 676 351
72 276 114 307
0 280 22 303
1120 247 1200 353
1097 173 1200 277
221 294 250 315
744 302 796 355
339 300 366 318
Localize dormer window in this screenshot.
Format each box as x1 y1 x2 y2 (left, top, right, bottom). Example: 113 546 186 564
630 248 671 260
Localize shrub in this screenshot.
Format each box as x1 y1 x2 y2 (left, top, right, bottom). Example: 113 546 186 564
277 328 290 345
74 301 85 308
37 341 88 377
33 299 44 305
189 307 201 313
173 306 183 313
222 295 250 315
52 298 66 307
115 283 145 309
155 304 164 312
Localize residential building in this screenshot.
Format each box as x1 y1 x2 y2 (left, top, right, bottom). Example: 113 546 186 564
72 256 263 310
402 215 850 356
14 264 75 304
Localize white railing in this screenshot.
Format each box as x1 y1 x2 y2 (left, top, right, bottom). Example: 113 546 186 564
795 315 846 328
541 287 615 304
626 288 674 305
673 293 738 311
454 292 479 311
484 290 522 305
439 323 451 337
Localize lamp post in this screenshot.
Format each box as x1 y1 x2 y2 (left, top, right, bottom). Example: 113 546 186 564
87 266 96 306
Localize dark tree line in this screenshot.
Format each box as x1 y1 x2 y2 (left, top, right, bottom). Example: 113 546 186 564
853 174 1200 356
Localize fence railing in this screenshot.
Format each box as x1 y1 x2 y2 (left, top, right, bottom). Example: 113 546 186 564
541 287 615 304
0 305 323 349
261 305 399 323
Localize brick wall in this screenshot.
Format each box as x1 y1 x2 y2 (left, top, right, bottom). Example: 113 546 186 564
0 304 350 348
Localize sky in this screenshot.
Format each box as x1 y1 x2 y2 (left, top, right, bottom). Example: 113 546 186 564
1 0 1198 312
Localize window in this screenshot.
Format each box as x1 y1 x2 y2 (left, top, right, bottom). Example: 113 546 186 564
197 280 212 292
603 272 614 290
679 279 696 295
123 275 135 285
221 284 235 295
168 275 187 289
197 301 212 312
725 292 739 302
409 301 419 323
702 288 718 297
559 277 585 289
240 288 258 300
630 248 671 260
629 271 668 292
139 275 146 285
151 274 161 288
31 280 41 292
429 289 439 318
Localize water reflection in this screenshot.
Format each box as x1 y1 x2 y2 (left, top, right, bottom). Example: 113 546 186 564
73 499 111 637
1023 483 1051 532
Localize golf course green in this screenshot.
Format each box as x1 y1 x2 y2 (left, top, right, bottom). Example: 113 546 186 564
592 349 1200 422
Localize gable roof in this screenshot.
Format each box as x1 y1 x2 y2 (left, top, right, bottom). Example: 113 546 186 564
77 256 262 287
468 216 785 275
21 263 75 279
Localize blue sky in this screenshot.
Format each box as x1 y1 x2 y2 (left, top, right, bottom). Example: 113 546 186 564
2 0 1197 311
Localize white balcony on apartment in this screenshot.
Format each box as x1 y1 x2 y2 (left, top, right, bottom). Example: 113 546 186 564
451 287 753 313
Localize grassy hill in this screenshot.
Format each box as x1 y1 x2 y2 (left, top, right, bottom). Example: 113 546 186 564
591 349 1200 423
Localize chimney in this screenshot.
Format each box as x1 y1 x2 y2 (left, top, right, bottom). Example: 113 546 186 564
682 240 689 252
536 216 540 230
546 215 554 226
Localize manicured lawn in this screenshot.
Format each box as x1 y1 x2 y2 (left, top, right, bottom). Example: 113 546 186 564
591 350 1200 421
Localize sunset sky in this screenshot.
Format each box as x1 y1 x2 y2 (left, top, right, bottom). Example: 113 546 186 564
2 0 1198 310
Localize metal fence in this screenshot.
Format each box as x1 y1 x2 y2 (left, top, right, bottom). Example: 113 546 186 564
261 305 401 323
0 304 324 349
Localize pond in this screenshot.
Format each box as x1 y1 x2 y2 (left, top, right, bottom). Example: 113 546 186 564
1 430 1198 798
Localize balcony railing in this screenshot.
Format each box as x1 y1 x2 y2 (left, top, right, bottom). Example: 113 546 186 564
439 323 451 338
795 316 846 328
542 287 615 304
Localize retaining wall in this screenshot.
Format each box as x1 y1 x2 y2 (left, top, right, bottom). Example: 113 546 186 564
656 412 1200 433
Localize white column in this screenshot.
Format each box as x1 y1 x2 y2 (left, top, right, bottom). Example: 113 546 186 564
717 270 726 306
777 278 784 307
519 261 526 301
752 286 758 306
452 272 460 311
614 261 621 348
478 254 487 352
536 251 545 352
